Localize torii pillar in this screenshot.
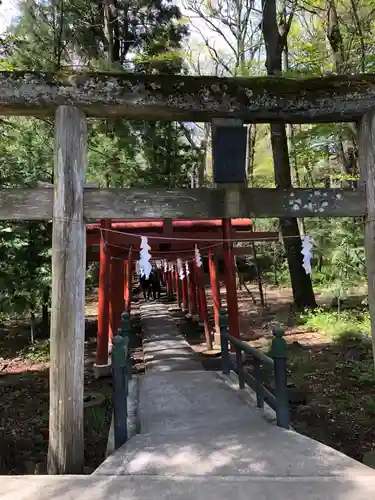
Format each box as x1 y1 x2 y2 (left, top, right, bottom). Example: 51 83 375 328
195 257 213 350
209 247 221 345
124 246 133 314
188 261 199 320
212 119 246 348
94 219 112 378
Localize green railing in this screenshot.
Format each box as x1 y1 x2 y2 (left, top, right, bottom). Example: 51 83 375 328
111 311 133 449
219 308 289 429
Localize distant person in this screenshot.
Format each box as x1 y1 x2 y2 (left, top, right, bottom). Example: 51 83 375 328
147 265 161 300
139 274 150 300
152 266 162 300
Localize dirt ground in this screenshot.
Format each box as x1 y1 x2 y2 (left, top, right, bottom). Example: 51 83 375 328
182 283 375 464
0 291 143 475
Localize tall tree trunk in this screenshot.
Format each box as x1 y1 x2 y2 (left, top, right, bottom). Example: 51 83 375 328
246 124 257 186
198 123 210 187
103 0 120 62
283 38 305 234
42 287 50 334
261 0 316 310
325 0 358 188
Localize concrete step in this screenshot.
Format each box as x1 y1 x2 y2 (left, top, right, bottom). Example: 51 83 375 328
94 423 374 478
3 474 375 500
137 370 265 435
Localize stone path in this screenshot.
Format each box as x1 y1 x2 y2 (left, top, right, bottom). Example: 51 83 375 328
2 300 375 499
141 302 202 372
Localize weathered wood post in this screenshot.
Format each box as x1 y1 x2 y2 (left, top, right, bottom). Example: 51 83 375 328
208 247 221 344
359 112 375 369
96 219 111 369
48 106 87 474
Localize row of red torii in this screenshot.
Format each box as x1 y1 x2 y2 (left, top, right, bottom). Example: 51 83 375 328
88 217 279 367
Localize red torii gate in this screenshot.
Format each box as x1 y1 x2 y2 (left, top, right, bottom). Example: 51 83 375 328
88 217 278 373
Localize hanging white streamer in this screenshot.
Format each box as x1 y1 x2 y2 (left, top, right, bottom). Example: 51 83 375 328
169 262 174 272
139 236 152 279
301 235 313 275
164 259 168 272
195 245 202 268
177 258 185 280
185 261 190 276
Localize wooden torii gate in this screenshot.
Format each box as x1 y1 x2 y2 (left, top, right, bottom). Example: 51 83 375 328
0 71 373 475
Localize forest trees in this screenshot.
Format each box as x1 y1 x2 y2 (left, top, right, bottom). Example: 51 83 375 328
186 0 316 308
0 0 198 324
1 0 373 318
261 0 316 309
184 0 373 306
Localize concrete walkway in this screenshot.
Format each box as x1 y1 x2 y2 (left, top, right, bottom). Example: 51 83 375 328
2 300 375 499
95 302 375 486
141 302 202 372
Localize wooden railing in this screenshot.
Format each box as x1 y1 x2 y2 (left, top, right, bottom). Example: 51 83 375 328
111 311 133 449
219 308 289 429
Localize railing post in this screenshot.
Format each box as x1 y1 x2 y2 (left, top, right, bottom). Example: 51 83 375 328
235 345 245 389
116 328 130 395
219 308 230 375
253 358 264 408
112 335 128 449
121 311 131 336
121 311 132 381
271 327 289 429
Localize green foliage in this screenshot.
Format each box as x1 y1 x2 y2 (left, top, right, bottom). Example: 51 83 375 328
299 308 370 340
20 339 50 362
0 0 373 322
0 116 53 323
0 0 195 322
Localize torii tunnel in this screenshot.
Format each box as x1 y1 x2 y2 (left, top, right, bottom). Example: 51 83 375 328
87 218 279 370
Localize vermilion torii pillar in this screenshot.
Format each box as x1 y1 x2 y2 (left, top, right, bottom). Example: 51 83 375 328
195 258 213 351
166 268 173 301
208 247 221 345
124 246 133 314
174 265 181 307
96 219 111 369
212 118 245 347
222 218 240 345
181 270 189 312
188 261 198 320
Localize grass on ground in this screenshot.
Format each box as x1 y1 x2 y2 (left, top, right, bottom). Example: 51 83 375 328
299 308 370 340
